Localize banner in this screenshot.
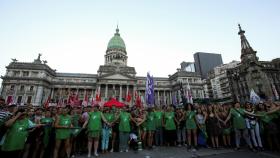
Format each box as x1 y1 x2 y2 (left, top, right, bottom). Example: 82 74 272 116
250 89 260 105
145 72 154 107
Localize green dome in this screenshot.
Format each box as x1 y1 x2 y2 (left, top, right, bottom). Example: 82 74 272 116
107 27 126 50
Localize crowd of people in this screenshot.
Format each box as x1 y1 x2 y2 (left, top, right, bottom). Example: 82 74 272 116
0 97 280 158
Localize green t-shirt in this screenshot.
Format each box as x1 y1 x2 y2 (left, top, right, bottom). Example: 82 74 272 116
119 111 131 132
146 112 156 131
56 114 72 139
230 108 246 129
186 111 196 129
2 118 30 151
104 113 115 123
40 117 54 146
154 111 163 128
164 112 176 130
88 111 102 131
71 114 80 127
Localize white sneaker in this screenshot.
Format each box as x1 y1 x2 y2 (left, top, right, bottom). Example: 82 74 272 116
119 150 123 152
125 149 129 152
94 153 99 157
87 154 91 158
110 148 114 152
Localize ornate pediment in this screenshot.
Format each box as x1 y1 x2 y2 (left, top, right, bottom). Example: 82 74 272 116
101 73 135 80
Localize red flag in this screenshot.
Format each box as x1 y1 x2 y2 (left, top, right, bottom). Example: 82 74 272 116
6 96 13 105
74 92 81 106
58 97 63 107
44 96 51 108
82 91 89 106
136 95 141 107
126 91 132 102
134 91 141 107
95 87 101 102
68 92 75 106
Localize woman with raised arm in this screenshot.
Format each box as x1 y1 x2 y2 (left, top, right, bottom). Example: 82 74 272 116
257 101 280 151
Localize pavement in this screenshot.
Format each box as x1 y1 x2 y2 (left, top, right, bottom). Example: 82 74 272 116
76 147 280 158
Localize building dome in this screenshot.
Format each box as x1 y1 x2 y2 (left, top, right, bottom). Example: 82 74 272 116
107 27 126 50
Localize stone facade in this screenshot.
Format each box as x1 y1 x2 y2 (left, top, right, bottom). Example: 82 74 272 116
208 61 240 103
227 25 280 103
0 27 203 106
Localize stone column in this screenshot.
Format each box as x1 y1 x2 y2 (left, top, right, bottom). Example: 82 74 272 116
132 86 136 106
113 84 115 98
51 87 54 99
105 84 108 100
157 90 160 106
169 91 172 105
119 85 122 101
23 86 27 105
34 85 43 106
163 90 166 106
126 85 129 96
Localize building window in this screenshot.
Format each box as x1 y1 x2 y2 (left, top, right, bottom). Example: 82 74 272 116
17 96 22 104
23 71 29 77
27 96 32 104
10 85 15 91
30 86 34 91
14 71 20 77
20 86 25 91
31 71 38 77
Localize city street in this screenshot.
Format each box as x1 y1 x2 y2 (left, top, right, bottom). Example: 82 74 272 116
75 147 280 158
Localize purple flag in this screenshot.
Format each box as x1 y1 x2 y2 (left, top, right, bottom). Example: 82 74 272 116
145 72 154 106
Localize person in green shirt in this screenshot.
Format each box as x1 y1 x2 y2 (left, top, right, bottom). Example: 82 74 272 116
163 106 176 146
115 106 134 152
101 107 115 153
39 109 54 158
175 106 186 147
154 106 163 146
146 107 156 149
2 108 34 158
257 102 280 151
53 106 73 158
131 107 146 149
82 105 110 157
225 102 253 150
185 104 197 149
70 106 82 158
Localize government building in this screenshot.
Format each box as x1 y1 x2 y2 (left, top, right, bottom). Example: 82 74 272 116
0 27 204 106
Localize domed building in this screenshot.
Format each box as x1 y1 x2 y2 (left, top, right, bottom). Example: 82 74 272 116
0 27 205 106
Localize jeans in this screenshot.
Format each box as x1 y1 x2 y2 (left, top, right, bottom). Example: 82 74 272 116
249 122 263 147
119 131 129 151
155 127 163 146
176 127 186 144
101 127 111 150
234 128 252 148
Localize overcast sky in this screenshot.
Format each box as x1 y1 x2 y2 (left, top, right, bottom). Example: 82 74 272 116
0 0 279 83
